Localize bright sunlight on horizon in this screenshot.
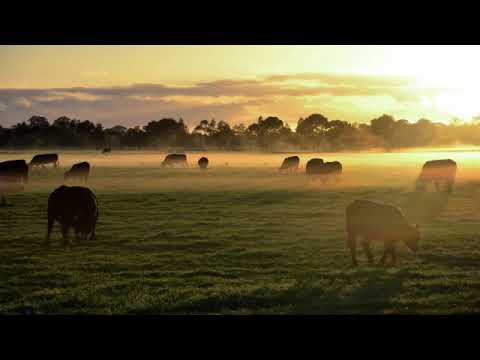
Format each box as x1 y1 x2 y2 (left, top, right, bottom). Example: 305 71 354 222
2 45 480 128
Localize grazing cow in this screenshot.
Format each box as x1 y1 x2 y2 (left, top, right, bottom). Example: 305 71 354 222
29 153 59 169
64 162 90 183
198 157 209 170
318 161 342 183
0 160 28 206
279 156 300 174
345 200 419 266
102 148 111 154
0 160 29 184
46 185 99 245
416 159 457 193
161 154 188 168
306 158 324 175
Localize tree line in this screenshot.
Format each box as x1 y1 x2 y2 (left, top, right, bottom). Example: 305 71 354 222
1 114 480 151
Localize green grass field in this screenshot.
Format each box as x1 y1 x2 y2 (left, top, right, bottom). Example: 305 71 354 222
2 149 480 314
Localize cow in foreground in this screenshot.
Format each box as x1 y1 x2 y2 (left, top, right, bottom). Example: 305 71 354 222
64 162 90 183
279 156 299 174
46 185 98 245
415 159 457 193
30 153 59 169
162 154 188 168
198 157 209 170
345 200 419 266
0 160 28 206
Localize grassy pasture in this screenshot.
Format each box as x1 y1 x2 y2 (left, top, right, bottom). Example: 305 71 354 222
1 148 480 314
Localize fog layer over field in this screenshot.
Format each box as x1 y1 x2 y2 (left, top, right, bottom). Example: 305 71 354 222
2 147 480 192
2 148 480 314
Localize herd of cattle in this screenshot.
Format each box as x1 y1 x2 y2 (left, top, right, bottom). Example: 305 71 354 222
0 152 459 265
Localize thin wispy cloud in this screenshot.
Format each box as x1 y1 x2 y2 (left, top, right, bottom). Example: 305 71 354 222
0 73 451 127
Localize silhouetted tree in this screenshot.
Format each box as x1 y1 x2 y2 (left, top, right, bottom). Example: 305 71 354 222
2 113 480 151
296 114 329 150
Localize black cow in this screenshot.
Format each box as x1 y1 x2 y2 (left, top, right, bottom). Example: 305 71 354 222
102 148 111 154
0 160 29 184
64 162 90 183
415 159 457 193
0 160 28 206
30 154 59 169
345 200 419 266
46 185 99 245
305 158 324 175
198 157 209 170
279 156 300 174
161 154 188 168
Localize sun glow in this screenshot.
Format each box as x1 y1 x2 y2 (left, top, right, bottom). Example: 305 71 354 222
402 45 480 121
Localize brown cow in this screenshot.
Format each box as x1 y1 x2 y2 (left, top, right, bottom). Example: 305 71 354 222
305 158 324 175
345 200 419 266
162 154 188 168
64 162 90 183
30 153 59 169
415 159 457 193
279 156 300 174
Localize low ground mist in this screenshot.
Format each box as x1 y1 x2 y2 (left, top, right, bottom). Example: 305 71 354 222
2 148 480 314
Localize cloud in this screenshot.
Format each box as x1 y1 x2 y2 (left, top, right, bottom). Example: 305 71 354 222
0 73 446 127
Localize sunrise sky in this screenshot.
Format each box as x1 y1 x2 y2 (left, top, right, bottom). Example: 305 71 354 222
2 45 480 128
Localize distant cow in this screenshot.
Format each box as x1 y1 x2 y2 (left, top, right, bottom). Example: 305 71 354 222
161 154 188 168
306 158 324 175
279 156 300 174
0 160 29 184
318 161 342 183
198 157 209 170
345 200 419 266
102 148 111 154
416 159 457 193
30 154 59 169
46 185 99 245
0 160 28 206
64 162 90 183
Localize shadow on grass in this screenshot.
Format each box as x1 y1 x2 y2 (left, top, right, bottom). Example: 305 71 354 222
420 252 480 270
131 269 410 315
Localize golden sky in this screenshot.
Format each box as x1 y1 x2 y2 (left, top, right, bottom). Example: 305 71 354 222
1 45 480 128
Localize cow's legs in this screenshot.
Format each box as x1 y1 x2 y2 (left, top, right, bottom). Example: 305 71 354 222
390 245 397 266
0 193 7 207
347 232 357 266
45 216 54 244
380 243 393 265
361 240 374 264
446 180 453 194
61 224 70 245
89 218 97 241
434 181 440 192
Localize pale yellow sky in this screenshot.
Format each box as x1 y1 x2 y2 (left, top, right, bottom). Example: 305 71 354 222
1 45 480 127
